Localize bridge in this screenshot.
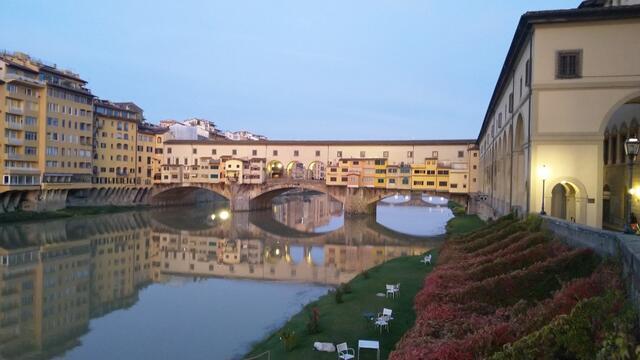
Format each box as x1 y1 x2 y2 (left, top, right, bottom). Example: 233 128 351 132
150 178 469 215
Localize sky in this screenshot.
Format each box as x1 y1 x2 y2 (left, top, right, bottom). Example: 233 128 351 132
0 0 575 140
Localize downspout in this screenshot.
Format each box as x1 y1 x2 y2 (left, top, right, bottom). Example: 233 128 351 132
526 34 533 215
509 67 515 213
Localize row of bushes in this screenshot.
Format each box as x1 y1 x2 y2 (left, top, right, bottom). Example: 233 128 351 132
391 215 637 359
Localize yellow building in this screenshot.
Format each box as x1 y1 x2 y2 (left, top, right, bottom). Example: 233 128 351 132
0 59 43 192
374 159 387 188
39 61 94 189
93 99 141 186
411 162 428 190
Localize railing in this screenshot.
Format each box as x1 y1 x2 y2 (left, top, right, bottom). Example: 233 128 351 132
4 137 22 145
5 121 23 130
3 72 45 86
6 107 23 114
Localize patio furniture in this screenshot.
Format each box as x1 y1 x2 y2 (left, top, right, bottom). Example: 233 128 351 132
420 254 432 264
395 283 401 297
358 340 380 360
374 317 389 334
385 284 397 298
337 342 355 360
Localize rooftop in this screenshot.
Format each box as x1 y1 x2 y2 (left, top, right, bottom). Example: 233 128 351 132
164 139 476 146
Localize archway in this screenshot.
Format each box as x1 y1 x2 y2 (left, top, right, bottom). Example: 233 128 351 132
513 114 526 214
602 95 640 229
551 182 578 223
150 186 229 206
267 160 284 178
307 161 326 180
286 161 305 179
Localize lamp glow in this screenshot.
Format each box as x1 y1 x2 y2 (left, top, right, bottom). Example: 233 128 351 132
210 214 216 220
538 165 550 181
218 210 230 220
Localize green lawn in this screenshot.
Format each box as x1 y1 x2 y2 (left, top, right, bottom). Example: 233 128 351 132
245 252 438 360
446 214 485 235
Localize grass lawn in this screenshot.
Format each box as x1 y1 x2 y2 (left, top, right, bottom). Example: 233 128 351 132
446 214 485 235
245 251 438 360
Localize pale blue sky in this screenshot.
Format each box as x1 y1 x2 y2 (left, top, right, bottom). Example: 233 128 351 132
0 1 575 140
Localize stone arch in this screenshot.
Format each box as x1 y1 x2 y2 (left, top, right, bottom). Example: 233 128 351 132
307 161 326 180
267 160 284 178
598 91 640 135
545 177 588 225
249 182 344 211
602 94 640 229
150 184 230 206
513 114 526 212
286 161 305 179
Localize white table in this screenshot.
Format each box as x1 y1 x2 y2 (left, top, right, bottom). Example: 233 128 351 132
358 339 380 360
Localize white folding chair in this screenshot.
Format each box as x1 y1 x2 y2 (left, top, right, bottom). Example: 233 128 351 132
385 284 397 298
336 342 355 360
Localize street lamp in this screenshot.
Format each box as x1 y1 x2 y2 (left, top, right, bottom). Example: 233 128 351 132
538 165 550 215
624 137 640 233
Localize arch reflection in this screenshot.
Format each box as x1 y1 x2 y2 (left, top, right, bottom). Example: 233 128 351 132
0 195 443 359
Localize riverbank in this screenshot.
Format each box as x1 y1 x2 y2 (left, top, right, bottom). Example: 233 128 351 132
0 205 150 224
245 253 438 359
245 208 485 359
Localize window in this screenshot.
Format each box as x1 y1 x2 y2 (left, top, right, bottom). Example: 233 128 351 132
450 184 458 189
432 151 438 158
330 177 337 182
25 116 37 126
167 147 172 154
525 59 532 86
383 151 389 158
211 149 217 155
315 150 321 157
337 151 343 158
232 149 237 156
192 148 197 154
407 151 413 158
377 179 384 184
294 150 299 157
439 181 448 187
508 93 514 113
556 50 582 79
252 149 257 156
360 151 366 158
7 84 17 93
458 151 464 158
25 132 37 141
273 150 278 156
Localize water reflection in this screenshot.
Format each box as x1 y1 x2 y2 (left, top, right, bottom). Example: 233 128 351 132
0 193 444 360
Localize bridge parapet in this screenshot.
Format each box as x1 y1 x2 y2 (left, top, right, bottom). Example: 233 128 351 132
150 179 469 215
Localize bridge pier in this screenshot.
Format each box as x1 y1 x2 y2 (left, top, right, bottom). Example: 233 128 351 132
343 188 378 216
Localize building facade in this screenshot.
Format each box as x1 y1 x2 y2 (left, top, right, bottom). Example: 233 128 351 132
477 2 640 229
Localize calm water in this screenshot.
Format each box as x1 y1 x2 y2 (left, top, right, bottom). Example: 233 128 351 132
0 193 451 360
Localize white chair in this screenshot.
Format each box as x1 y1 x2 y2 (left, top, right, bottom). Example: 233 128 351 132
394 283 400 297
420 254 432 264
377 308 393 322
336 342 355 360
374 317 389 334
385 284 397 298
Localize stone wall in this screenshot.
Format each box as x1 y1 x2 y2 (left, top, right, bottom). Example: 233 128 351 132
542 216 640 310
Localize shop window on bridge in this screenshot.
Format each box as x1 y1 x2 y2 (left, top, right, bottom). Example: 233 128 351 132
439 181 448 187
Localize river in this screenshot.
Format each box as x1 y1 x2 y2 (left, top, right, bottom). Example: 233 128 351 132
0 192 452 360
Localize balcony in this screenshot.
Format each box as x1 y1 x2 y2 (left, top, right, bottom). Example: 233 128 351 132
6 107 23 115
5 122 24 130
4 138 23 146
6 153 24 161
4 73 45 86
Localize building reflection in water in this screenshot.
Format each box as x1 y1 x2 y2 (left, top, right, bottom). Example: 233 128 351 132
0 193 442 359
